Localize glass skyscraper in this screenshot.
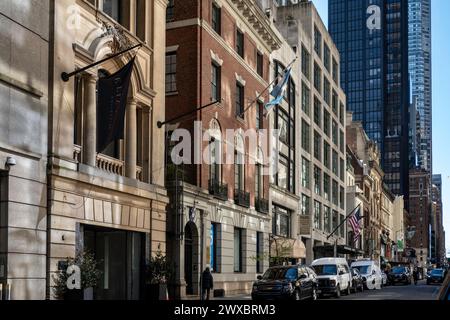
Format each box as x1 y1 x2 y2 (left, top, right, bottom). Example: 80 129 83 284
329 0 410 196
408 0 432 172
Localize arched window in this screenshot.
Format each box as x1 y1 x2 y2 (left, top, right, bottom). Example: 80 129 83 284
234 134 245 192
255 148 264 200
209 119 222 183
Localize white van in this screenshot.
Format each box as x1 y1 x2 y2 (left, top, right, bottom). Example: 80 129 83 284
311 258 352 298
351 260 382 290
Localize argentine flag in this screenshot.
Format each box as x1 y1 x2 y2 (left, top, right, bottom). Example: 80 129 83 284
264 67 292 116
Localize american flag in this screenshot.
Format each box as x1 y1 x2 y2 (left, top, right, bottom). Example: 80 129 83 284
348 207 362 244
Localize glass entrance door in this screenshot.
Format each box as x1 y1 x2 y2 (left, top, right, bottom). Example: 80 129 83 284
84 226 144 300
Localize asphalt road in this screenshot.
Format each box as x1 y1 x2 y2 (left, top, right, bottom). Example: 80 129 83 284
327 280 441 300
212 280 441 300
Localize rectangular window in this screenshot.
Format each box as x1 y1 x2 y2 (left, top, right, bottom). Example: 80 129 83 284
301 119 310 153
332 150 338 176
314 26 322 58
272 205 291 238
301 46 311 80
314 131 321 161
103 0 121 22
301 157 310 189
332 58 338 84
256 232 264 273
332 180 339 206
340 186 345 210
324 142 330 169
256 101 263 130
234 152 244 191
257 51 263 77
302 82 310 116
339 130 344 153
210 223 219 272
323 77 330 105
211 63 221 101
340 215 345 237
314 201 322 230
332 91 338 115
314 63 321 93
278 110 289 145
332 210 338 231
236 29 244 58
234 228 243 272
339 102 344 125
166 0 174 22
314 166 321 196
235 82 244 118
340 158 345 182
324 43 330 72
301 194 310 215
212 3 221 35
323 110 330 137
324 173 330 201
332 121 338 146
324 206 331 233
165 52 177 93
73 75 83 146
313 96 321 128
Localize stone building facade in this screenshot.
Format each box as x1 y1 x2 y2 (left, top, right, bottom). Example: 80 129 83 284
0 0 50 300
272 2 348 263
47 0 169 300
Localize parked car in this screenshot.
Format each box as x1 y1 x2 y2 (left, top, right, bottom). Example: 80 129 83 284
381 271 388 287
311 258 352 298
388 266 412 285
351 260 382 290
350 268 364 293
427 269 445 285
251 265 318 301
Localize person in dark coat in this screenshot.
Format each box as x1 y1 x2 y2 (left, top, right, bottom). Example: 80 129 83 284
201 267 214 300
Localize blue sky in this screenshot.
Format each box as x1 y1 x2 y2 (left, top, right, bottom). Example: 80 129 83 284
312 0 450 257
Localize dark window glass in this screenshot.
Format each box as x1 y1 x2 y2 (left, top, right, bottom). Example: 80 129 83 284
212 3 221 35
165 52 177 93
235 82 244 118
211 63 221 101
257 51 263 77
236 29 244 57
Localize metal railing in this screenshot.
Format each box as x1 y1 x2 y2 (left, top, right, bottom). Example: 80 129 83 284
234 189 250 208
255 197 269 214
209 179 228 201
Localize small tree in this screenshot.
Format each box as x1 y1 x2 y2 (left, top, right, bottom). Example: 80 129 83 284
53 250 102 300
145 250 174 285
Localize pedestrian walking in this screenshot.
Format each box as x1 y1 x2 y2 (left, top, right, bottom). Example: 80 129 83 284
201 266 214 300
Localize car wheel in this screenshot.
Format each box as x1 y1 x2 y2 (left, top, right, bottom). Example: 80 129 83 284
335 285 341 299
294 289 301 301
312 288 318 301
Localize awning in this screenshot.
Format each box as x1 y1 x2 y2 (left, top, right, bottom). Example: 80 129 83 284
270 237 306 259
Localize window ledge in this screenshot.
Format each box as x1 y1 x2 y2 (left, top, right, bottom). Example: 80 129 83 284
166 91 179 96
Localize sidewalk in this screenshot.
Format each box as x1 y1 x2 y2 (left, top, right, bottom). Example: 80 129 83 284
182 294 251 301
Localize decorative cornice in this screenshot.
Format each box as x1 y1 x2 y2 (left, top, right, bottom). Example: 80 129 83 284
230 0 283 51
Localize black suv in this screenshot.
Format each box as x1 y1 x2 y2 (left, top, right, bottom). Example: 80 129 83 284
252 265 318 301
388 266 412 285
427 269 445 285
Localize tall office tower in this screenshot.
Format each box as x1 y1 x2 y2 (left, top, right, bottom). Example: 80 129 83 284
409 0 432 172
329 0 410 197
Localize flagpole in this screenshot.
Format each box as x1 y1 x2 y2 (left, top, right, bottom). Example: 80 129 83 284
326 204 361 241
61 43 142 82
238 57 298 118
157 100 221 128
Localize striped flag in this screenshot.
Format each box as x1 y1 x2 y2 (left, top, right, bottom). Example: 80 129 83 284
348 207 362 244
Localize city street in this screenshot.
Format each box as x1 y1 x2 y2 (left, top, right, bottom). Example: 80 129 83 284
212 281 442 301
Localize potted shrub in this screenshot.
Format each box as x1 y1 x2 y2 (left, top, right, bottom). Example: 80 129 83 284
145 250 174 301
53 250 102 300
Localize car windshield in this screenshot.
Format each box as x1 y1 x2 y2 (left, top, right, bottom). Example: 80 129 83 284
392 267 406 274
431 269 443 276
262 268 297 281
313 265 337 276
352 265 371 274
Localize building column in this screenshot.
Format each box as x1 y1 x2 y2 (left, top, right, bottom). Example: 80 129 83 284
83 73 97 167
129 0 137 34
126 99 137 179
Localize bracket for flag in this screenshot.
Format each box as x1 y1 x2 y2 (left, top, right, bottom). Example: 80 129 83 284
326 204 362 241
61 43 142 82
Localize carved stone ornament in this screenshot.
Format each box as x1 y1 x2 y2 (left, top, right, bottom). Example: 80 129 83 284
99 21 133 54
